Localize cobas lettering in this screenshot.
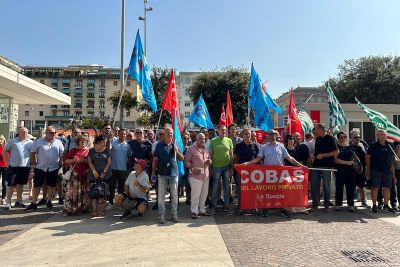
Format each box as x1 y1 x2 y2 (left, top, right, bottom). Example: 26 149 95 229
240 169 304 184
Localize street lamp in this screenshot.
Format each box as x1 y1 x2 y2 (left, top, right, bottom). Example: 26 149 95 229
138 0 153 55
29 107 34 134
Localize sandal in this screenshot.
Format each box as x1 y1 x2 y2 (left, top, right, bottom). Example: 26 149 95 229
191 213 198 219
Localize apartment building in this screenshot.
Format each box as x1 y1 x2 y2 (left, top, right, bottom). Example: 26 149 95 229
20 65 140 130
175 71 201 127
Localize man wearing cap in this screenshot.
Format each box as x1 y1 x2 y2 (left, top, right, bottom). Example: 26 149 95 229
109 128 132 209
120 159 151 219
3 127 34 210
243 129 305 218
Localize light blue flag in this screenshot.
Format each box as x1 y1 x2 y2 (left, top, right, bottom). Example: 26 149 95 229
127 30 157 111
248 63 282 113
189 94 214 129
173 109 185 178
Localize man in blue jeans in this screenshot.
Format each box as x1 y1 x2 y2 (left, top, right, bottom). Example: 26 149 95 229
152 127 184 224
310 123 339 212
209 125 233 214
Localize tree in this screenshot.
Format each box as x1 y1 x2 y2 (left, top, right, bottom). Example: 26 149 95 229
188 66 250 126
139 66 172 127
136 113 152 127
81 117 105 130
328 55 400 104
108 89 139 127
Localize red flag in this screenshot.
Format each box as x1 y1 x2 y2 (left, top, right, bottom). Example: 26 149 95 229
219 105 227 127
161 69 182 131
286 88 303 138
226 90 233 126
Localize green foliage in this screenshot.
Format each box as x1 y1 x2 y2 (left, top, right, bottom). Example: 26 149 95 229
108 89 139 111
139 66 172 127
81 117 105 131
136 113 152 127
188 66 250 126
328 55 400 104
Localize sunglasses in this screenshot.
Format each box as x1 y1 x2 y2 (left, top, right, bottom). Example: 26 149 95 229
183 137 189 140
104 128 111 130
135 131 143 134
48 132 56 135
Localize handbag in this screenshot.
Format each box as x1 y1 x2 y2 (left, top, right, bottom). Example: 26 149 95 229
352 151 363 174
63 148 88 181
89 181 107 199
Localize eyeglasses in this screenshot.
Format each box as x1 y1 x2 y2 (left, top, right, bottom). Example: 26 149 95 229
104 128 111 130
183 137 189 140
135 131 143 134
48 132 56 135
159 133 164 136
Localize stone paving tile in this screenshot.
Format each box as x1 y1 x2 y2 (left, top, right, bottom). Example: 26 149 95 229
215 208 400 267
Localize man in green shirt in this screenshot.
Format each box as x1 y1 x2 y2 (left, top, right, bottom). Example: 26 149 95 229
209 125 233 213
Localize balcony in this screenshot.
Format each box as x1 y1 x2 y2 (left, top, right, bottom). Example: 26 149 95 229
86 106 95 109
74 93 82 98
74 104 82 109
99 95 105 99
99 105 105 109
44 115 71 120
87 93 95 98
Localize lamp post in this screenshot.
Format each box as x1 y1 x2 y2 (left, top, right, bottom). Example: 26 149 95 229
29 107 34 134
138 0 153 56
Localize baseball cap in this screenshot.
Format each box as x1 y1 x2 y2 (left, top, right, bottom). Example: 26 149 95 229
135 158 147 170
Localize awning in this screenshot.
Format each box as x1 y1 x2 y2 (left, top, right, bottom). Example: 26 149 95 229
0 64 71 105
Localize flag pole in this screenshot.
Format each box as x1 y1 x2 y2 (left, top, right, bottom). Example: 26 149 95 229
247 95 250 127
113 0 126 128
155 109 163 137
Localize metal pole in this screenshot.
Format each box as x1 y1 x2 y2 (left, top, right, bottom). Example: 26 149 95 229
113 0 125 128
144 0 147 56
247 95 250 127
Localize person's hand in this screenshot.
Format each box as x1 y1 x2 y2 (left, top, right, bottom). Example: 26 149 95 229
205 159 212 165
79 158 86 163
134 180 140 187
93 170 99 179
393 176 397 183
366 171 371 179
241 162 249 166
100 172 105 179
316 154 324 160
298 164 307 169
348 161 354 166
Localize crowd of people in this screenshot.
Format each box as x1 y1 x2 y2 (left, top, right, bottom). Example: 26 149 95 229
0 122 399 223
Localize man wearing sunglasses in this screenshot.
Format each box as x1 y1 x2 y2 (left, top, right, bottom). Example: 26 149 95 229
26 126 64 212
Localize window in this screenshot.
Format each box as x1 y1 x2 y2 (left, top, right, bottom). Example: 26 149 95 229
75 111 82 116
88 111 95 116
99 89 105 98
87 80 95 88
185 101 191 107
100 79 106 88
76 80 82 88
61 105 70 109
51 105 57 108
113 80 118 86
185 78 191 84
25 111 29 117
394 115 400 128
63 111 70 117
126 81 131 86
185 89 190 96
51 110 57 116
185 112 190 118
39 111 43 116
126 111 131 117
100 111 105 118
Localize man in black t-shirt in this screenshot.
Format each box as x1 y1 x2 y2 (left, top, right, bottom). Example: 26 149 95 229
366 130 396 213
233 129 259 210
128 128 152 169
310 123 339 212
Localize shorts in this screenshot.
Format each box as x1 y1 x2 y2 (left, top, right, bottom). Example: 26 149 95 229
355 173 366 188
122 196 148 211
370 170 392 188
34 168 59 187
6 166 30 186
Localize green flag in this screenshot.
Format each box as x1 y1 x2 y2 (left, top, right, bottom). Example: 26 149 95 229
355 98 400 141
326 84 347 128
298 109 314 135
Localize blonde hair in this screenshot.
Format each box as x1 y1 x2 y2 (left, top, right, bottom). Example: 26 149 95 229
0 135 6 145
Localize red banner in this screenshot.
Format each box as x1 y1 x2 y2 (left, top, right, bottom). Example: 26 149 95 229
234 164 309 209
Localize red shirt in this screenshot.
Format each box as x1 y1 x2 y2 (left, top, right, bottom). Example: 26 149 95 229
65 148 89 182
0 146 8 167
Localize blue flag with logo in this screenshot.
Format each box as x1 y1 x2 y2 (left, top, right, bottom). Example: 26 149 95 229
189 94 214 129
173 109 185 178
248 64 278 131
127 30 157 111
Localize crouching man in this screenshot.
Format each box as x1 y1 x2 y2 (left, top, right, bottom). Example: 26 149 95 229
119 159 151 219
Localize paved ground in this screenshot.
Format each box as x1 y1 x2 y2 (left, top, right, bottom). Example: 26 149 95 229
2 190 400 266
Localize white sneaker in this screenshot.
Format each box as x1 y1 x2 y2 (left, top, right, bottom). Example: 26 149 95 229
106 203 114 210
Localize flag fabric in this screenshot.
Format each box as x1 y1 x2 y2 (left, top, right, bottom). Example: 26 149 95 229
326 83 347 128
248 64 280 131
162 69 182 131
219 105 227 127
226 90 233 126
127 30 157 111
298 109 314 135
355 98 400 141
173 108 185 178
189 94 214 129
286 88 303 138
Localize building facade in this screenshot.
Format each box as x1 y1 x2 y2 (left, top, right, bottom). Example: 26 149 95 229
20 65 140 130
175 71 201 126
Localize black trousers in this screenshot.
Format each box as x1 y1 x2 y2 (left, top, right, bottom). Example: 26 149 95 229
109 170 127 204
335 166 356 207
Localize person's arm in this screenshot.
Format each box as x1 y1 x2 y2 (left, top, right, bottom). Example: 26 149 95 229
99 156 111 180
233 153 238 164
317 149 339 160
184 147 192 169
2 146 9 165
87 153 99 179
334 156 353 166
365 154 371 178
124 184 129 194
285 156 305 167
152 157 158 176
243 156 262 165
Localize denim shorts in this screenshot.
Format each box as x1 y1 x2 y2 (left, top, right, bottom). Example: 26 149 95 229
370 170 392 188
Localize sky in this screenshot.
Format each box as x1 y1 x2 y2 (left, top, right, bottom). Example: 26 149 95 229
1 0 400 98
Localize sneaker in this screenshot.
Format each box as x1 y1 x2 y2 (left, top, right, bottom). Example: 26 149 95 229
152 203 158 210
310 206 318 212
191 213 198 219
172 214 179 223
106 203 114 210
159 215 166 224
371 205 378 213
262 209 270 217
383 205 396 213
281 209 290 218
392 206 399 212
361 200 369 207
46 201 53 210
13 201 26 208
120 210 131 220
37 198 47 206
348 206 355 212
25 202 37 212
217 199 224 206
334 206 341 211
377 203 383 210
58 198 64 205
4 203 11 210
